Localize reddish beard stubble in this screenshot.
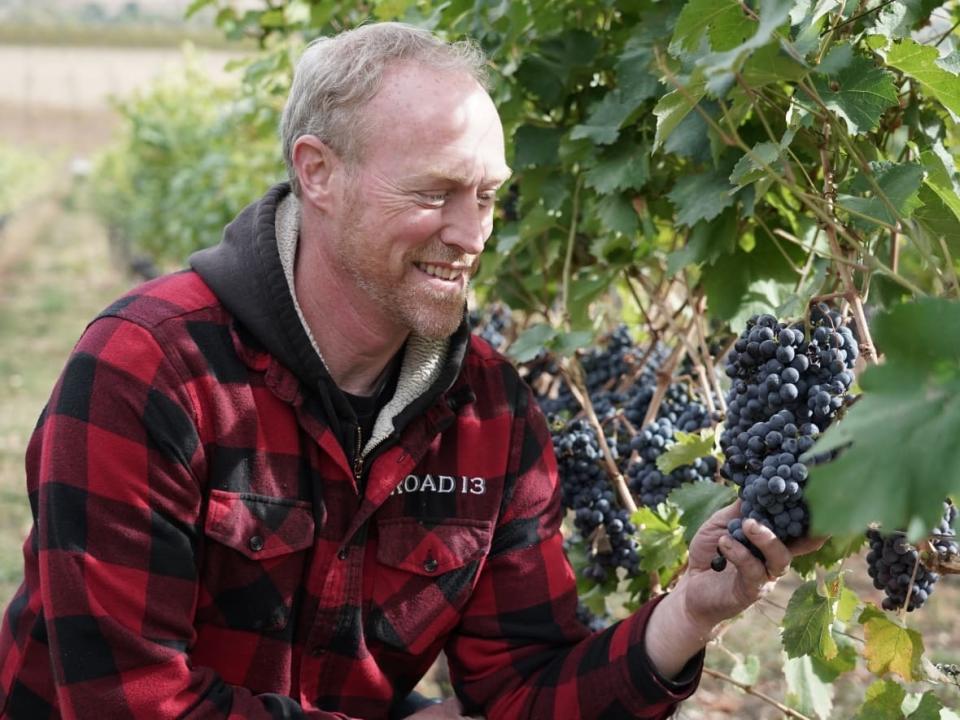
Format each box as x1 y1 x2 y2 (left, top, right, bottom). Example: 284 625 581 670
333 196 477 340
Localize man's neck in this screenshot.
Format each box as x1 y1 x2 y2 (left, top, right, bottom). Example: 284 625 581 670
293 225 408 397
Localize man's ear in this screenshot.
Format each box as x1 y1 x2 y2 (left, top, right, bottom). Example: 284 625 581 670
292 135 342 210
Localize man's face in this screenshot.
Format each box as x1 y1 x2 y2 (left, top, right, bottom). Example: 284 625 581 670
328 62 511 340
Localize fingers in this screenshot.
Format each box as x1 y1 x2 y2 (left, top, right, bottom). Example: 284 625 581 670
717 532 768 589
744 518 792 577
719 518 792 585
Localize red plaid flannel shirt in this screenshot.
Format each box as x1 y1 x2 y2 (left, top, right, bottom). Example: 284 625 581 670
0 271 701 719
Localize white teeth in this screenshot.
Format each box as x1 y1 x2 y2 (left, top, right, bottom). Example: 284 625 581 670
420 263 460 281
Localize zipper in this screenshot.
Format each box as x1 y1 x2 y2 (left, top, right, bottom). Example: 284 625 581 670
353 425 364 480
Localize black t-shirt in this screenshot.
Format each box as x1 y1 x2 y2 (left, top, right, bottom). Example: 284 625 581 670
341 351 403 477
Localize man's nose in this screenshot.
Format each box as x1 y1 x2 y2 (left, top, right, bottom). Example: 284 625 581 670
440 194 488 256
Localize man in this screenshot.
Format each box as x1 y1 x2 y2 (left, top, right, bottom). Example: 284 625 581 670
0 22 818 719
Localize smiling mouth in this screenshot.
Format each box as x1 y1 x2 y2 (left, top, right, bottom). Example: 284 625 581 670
415 262 466 281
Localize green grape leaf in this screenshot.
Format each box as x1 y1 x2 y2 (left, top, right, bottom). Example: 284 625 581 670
817 42 855 75
823 570 858 623
811 54 899 135
741 42 807 87
784 655 835 720
807 299 960 536
695 0 794 95
553 330 596 356
666 207 739 274
906 691 945 720
653 73 707 151
633 506 687 574
884 39 960 120
873 296 960 370
579 584 608 616
668 480 737 543
914 185 960 255
595 193 639 236
657 428 716 474
584 141 650 193
731 654 761 685
853 680 907 720
703 232 804 321
514 30 602 108
807 370 960 537
859 606 925 682
730 141 782 187
810 639 858 682
507 323 556 363
837 162 924 231
668 170 737 227
918 148 960 254
871 0 913 39
663 101 714 161
617 45 660 103
671 0 755 54
513 126 563 168
571 89 646 145
782 580 839 660
790 533 866 576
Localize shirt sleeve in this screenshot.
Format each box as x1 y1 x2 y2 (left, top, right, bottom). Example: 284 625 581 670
27 316 354 720
444 381 704 719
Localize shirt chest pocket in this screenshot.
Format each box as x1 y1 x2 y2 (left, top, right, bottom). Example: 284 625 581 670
368 516 492 656
198 489 315 634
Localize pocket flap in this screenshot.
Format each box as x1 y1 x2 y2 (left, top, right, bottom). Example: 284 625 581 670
376 517 492 575
205 489 315 560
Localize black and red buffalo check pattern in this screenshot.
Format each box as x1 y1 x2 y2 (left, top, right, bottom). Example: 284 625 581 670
0 271 701 718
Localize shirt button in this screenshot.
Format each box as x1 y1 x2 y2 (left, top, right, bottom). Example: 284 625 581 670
248 535 264 552
423 556 438 573
337 548 348 560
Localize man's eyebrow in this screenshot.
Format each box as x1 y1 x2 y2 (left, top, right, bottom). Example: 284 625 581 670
404 167 513 186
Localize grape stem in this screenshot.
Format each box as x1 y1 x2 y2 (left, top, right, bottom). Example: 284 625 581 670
623 272 701 427
560 358 638 516
702 667 814 720
899 547 923 619
642 333 691 429
818 124 879 364
920 539 960 575
626 275 723 414
694 303 727 414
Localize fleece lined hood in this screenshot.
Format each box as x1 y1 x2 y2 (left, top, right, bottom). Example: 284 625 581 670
189 182 471 452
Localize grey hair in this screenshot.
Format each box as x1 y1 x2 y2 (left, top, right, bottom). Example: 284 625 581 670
280 22 489 196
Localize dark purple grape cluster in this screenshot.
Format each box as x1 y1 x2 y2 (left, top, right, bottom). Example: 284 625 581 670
931 501 959 559
626 417 718 507
718 307 857 555
865 502 957 611
468 302 513 350
575 601 611 633
552 419 641 580
580 325 637 392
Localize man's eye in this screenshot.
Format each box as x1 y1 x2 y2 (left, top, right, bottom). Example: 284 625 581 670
418 192 448 205
478 192 497 206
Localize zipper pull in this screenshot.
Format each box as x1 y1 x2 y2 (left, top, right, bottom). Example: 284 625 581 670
353 425 364 479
